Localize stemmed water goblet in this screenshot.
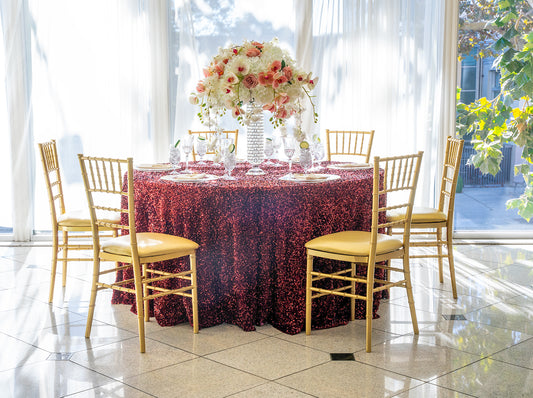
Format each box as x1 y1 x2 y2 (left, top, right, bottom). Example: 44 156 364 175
312 142 325 170
169 143 181 175
272 137 283 167
300 145 313 174
195 136 208 165
181 135 194 174
222 143 236 180
283 136 296 176
264 138 275 166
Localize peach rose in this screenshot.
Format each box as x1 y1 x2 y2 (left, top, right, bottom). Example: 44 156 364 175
246 47 261 57
242 73 259 89
283 66 293 81
251 41 264 49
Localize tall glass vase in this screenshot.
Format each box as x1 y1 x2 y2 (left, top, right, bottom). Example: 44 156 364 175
246 99 265 175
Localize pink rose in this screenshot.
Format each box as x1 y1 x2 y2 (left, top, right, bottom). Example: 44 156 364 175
270 60 282 72
251 41 264 49
283 66 293 80
242 73 259 89
246 47 261 57
258 71 274 86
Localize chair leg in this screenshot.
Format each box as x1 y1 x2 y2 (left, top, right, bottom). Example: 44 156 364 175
48 232 59 303
403 253 419 335
85 257 100 338
446 227 458 299
305 253 313 335
132 260 146 353
436 228 444 283
62 231 68 287
350 262 356 321
365 261 376 353
190 253 199 334
143 263 149 322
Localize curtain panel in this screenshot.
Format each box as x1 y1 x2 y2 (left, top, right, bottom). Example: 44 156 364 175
1 0 456 240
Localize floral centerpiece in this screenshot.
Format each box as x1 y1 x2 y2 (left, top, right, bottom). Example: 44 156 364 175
189 38 318 129
189 38 318 174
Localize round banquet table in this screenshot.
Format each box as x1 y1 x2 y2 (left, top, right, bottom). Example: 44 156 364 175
112 160 387 335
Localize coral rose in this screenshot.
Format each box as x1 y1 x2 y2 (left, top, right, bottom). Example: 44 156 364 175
246 47 261 57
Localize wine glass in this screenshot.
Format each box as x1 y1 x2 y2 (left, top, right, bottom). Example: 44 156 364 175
313 142 325 170
272 137 283 167
195 136 208 165
223 145 236 180
181 135 194 174
169 144 181 174
264 138 275 165
283 136 296 176
300 147 313 174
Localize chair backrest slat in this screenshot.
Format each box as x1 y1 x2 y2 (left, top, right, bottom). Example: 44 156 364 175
38 140 66 227
326 129 375 163
438 137 464 217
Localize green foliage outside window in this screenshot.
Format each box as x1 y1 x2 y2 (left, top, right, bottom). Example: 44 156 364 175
456 0 533 221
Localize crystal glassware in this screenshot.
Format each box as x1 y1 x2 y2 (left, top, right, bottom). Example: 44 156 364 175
312 142 325 170
283 136 296 176
195 136 208 165
181 135 194 174
272 137 283 167
169 144 181 174
223 149 236 180
300 147 313 174
264 138 275 165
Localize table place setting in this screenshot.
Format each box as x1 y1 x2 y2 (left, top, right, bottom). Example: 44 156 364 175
134 163 176 172
160 173 221 183
327 162 372 170
279 172 340 183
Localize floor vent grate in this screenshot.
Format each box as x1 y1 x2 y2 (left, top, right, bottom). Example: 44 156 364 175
330 353 355 361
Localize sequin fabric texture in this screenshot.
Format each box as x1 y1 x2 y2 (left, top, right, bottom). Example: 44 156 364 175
112 161 386 334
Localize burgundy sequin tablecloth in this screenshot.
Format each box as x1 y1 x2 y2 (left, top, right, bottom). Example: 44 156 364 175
112 161 387 335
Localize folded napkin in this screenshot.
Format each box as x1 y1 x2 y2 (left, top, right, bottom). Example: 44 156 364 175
176 173 206 180
293 173 329 181
137 163 172 169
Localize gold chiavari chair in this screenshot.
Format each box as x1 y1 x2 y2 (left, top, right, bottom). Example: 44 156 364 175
78 155 199 353
326 129 375 162
38 140 118 303
388 137 464 298
305 151 423 352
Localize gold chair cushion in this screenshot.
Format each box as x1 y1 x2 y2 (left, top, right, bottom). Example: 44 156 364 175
305 231 403 256
101 232 199 257
57 210 121 227
387 207 447 223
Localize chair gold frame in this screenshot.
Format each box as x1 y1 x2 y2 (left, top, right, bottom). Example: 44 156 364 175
388 137 464 299
188 129 239 161
38 140 118 303
326 129 375 162
78 155 199 353
305 151 423 352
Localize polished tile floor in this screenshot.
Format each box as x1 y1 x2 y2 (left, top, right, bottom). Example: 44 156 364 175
0 242 532 397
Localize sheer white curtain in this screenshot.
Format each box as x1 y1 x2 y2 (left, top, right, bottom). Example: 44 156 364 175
1 0 166 240
311 0 458 206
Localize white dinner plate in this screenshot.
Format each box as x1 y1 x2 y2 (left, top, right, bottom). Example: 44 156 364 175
327 162 372 170
134 163 176 172
279 173 341 183
160 173 220 183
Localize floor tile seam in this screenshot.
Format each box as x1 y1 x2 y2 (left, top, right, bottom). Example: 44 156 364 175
462 314 531 335
486 356 533 372
190 333 283 358
0 329 53 356
349 358 429 385
61 382 158 398
425 356 488 384
222 380 318 398
394 381 479 398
